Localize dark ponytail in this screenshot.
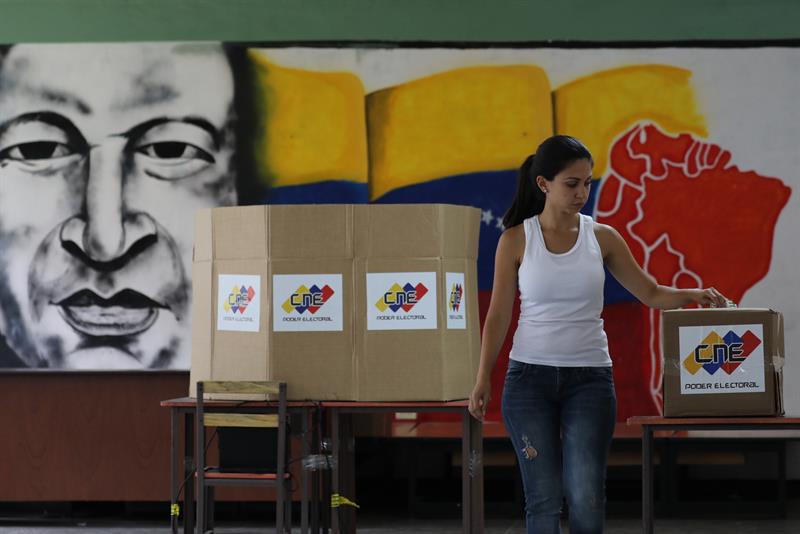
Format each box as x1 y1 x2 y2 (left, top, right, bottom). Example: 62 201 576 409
502 154 545 228
502 135 593 229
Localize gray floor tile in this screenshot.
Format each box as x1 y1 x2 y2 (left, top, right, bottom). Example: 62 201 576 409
4 517 800 533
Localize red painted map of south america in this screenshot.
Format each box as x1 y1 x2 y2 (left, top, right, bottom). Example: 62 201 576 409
596 123 791 418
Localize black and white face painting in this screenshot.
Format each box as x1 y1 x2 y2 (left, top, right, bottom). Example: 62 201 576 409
0 43 238 369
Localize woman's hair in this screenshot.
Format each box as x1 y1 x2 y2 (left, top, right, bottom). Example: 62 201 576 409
502 135 593 228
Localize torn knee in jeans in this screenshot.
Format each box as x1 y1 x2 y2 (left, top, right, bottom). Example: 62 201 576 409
521 434 538 460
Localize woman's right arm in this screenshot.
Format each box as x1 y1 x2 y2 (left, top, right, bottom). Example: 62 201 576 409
468 225 524 421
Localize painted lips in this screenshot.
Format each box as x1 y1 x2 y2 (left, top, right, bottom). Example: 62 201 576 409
57 289 164 337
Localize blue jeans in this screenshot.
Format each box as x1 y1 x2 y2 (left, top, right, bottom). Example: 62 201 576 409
501 360 616 534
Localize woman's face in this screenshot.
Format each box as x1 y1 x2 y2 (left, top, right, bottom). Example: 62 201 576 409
538 158 593 214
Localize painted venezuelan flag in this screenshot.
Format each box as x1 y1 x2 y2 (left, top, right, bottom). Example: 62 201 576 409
247 51 370 204
242 54 777 428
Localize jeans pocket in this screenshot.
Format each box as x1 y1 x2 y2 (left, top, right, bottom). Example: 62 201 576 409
504 359 528 384
585 366 615 384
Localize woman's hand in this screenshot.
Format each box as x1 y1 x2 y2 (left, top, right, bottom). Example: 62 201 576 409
469 378 492 422
689 287 730 308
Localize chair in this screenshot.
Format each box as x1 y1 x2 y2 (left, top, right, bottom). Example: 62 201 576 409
196 381 291 534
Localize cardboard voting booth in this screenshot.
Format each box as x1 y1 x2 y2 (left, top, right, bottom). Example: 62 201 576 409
190 204 481 401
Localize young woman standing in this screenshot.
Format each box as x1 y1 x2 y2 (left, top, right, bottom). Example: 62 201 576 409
468 135 727 533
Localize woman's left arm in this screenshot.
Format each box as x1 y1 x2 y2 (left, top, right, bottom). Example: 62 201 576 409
597 223 729 310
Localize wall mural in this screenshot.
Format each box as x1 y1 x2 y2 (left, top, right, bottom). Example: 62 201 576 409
0 43 795 421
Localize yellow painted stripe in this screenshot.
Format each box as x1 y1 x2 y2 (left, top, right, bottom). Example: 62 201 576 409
249 51 369 188
554 65 707 178
367 65 553 200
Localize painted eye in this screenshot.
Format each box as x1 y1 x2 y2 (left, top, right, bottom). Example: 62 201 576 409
1 141 75 160
137 142 213 163
131 121 220 180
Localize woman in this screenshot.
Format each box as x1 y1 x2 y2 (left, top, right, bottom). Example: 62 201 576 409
468 135 727 533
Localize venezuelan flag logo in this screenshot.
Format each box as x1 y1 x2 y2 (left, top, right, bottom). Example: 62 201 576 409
281 284 335 315
375 282 428 313
224 285 255 314
683 330 761 376
449 283 463 313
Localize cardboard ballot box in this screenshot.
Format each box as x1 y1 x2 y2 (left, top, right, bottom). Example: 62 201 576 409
189 204 481 401
661 308 784 417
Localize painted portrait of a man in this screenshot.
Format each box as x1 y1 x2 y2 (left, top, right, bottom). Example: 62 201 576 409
0 43 240 369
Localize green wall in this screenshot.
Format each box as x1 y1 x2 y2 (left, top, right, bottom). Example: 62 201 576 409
1 0 798 43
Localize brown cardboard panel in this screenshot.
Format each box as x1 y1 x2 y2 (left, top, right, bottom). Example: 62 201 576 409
269 205 354 259
271 259 355 400
441 258 480 401
463 260 481 398
441 204 481 260
358 257 447 401
273 332 355 400
360 329 446 401
210 260 270 382
189 261 214 396
661 308 783 417
212 205 268 260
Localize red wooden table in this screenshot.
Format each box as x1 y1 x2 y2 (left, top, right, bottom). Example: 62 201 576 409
628 415 800 534
161 398 483 534
320 400 483 534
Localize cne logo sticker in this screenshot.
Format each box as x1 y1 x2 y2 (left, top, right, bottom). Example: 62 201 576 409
374 282 428 313
282 284 335 315
449 283 463 312
217 274 261 332
366 272 437 331
445 272 466 329
272 274 343 332
224 285 256 314
677 324 765 395
683 329 761 376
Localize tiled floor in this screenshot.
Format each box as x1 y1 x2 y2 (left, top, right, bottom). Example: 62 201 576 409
2 515 800 533
3 494 800 534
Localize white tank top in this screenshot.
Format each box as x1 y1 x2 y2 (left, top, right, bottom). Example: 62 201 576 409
509 214 612 367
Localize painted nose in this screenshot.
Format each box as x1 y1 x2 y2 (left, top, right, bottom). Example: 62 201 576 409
59 141 157 265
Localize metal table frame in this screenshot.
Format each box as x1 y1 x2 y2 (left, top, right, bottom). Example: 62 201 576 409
161 397 319 534
628 415 800 534
321 400 484 534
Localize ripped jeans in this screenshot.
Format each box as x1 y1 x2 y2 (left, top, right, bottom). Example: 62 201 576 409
501 360 616 534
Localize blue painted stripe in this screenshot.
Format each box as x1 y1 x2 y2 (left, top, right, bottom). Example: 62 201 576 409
265 180 369 204
260 172 637 304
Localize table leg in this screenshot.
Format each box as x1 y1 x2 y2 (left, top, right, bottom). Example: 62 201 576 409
662 438 676 517
778 440 787 517
170 409 179 534
207 486 215 531
301 410 310 534
473 415 484 534
642 424 653 534
313 407 322 534
462 411 484 534
334 413 356 534
331 409 340 534
184 412 195 534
